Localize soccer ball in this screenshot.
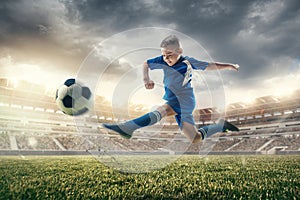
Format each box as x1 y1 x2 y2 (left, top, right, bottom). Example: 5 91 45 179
55 78 93 116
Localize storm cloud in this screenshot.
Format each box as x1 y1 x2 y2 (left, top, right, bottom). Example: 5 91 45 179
0 0 299 104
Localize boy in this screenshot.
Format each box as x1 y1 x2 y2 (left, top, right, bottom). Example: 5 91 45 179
103 35 239 143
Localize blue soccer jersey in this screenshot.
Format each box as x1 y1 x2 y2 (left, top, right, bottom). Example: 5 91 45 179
147 55 208 101
147 55 209 127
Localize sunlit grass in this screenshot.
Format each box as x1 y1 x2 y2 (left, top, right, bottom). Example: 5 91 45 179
0 155 299 199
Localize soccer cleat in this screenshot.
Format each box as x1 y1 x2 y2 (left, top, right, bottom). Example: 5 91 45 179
102 123 132 139
219 119 239 132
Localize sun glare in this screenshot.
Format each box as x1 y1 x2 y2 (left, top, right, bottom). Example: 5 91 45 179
10 79 19 88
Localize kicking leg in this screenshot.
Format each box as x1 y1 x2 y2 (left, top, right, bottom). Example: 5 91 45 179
102 104 175 139
198 119 239 139
181 119 239 143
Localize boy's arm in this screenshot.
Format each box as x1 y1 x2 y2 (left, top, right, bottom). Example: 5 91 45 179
205 62 239 71
143 62 155 89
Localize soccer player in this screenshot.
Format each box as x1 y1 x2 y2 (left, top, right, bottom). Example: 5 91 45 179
103 35 239 143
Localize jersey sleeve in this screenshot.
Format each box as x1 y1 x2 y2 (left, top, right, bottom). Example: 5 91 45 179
147 56 164 70
186 57 209 71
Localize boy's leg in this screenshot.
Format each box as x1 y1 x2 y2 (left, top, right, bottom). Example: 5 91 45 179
102 104 175 139
182 122 202 143
157 104 176 116
182 119 239 143
198 119 239 139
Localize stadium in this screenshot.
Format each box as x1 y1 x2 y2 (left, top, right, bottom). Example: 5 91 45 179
0 78 299 199
1 0 300 199
0 78 299 156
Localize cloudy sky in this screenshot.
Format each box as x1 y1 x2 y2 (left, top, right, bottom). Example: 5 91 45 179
0 0 300 108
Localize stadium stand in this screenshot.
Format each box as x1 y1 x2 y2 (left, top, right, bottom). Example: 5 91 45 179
0 78 299 155
212 138 242 152
0 131 10 149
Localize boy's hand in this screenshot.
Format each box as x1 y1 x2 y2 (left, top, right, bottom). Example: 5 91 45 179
144 80 155 89
231 64 240 71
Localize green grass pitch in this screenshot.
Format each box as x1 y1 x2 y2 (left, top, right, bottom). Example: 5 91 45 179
0 155 299 199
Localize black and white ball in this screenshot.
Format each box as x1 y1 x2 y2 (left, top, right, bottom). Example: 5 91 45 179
55 79 93 116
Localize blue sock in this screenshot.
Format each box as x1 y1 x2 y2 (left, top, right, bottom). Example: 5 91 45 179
198 123 223 139
124 110 162 132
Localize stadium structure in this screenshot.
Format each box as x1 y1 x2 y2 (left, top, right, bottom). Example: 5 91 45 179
0 78 299 156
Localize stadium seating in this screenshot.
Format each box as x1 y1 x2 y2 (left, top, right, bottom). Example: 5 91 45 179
0 131 10 149
0 78 299 154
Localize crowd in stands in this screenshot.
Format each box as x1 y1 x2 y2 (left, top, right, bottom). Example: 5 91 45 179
262 135 300 151
1 131 299 153
220 125 300 137
14 133 60 150
228 138 270 152
0 78 300 154
0 131 10 149
1 102 300 153
56 135 95 150
211 139 241 152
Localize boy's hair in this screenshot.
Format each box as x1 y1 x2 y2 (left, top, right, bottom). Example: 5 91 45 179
160 35 181 49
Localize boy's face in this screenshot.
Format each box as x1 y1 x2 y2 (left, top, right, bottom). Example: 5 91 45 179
161 45 182 66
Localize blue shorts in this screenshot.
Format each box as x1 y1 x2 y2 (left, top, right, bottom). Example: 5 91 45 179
166 94 196 129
